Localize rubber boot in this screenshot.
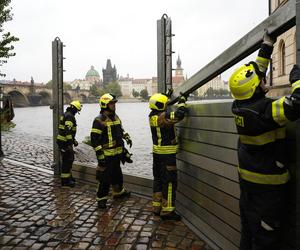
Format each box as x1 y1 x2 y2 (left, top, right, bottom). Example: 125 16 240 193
160 211 181 221
61 177 75 188
113 189 131 199
98 199 107 209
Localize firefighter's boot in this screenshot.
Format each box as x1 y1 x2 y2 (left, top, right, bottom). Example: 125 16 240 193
160 211 181 221
113 187 131 199
61 177 75 188
97 199 107 209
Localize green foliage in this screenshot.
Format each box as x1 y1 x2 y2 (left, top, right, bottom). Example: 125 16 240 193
63 83 72 90
140 88 149 100
106 81 122 97
45 80 52 89
90 84 105 97
132 88 139 98
0 0 19 77
1 121 15 131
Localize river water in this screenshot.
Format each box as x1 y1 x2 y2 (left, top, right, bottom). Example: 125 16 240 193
8 102 154 178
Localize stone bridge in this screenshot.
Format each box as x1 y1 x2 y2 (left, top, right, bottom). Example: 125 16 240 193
0 83 92 107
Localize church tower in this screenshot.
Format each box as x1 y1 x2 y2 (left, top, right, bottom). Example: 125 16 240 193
175 55 183 76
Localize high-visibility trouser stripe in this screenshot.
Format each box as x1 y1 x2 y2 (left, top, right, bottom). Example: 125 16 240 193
238 166 290 185
292 80 300 92
112 187 125 196
66 135 73 140
59 125 65 129
57 135 67 141
272 97 288 126
91 128 102 134
153 145 178 154
167 182 172 208
256 56 270 73
103 147 123 156
170 112 175 120
65 121 73 127
61 173 71 178
96 196 109 201
95 145 102 152
152 201 161 207
239 127 286 145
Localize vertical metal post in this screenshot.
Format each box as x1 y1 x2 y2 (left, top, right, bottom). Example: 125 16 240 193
165 17 173 92
157 16 166 93
157 14 174 94
296 1 300 248
51 37 64 175
0 85 3 158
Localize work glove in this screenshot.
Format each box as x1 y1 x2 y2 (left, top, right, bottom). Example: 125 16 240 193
123 133 132 148
178 93 189 104
73 140 78 147
289 64 300 84
120 148 133 165
263 30 276 46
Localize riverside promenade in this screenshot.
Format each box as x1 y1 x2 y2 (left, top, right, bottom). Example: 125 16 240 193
0 132 211 249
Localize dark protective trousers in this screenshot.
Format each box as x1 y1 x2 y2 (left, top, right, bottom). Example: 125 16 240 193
61 149 74 176
96 155 123 199
239 187 287 250
152 153 177 215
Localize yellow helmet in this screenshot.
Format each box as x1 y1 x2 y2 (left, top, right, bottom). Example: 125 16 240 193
99 93 118 109
70 100 82 111
229 63 261 100
149 93 168 110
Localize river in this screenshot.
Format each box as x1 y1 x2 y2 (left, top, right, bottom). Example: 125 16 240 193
7 102 154 178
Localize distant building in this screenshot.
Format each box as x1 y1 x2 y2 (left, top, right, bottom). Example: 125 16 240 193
132 78 152 97
197 75 228 97
119 74 134 98
172 55 186 90
102 59 118 86
269 0 296 96
85 65 101 84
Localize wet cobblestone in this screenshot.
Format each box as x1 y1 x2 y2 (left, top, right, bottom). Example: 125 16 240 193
2 131 152 178
0 159 210 249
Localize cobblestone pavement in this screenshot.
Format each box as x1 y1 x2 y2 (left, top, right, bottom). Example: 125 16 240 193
0 159 210 250
2 131 152 178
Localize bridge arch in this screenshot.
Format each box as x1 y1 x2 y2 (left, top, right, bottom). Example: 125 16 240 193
38 91 51 105
7 90 29 107
79 94 88 103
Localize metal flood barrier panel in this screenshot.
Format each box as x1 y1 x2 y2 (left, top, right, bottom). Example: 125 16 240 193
175 100 297 250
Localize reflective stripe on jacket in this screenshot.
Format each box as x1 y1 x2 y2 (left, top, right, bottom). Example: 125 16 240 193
56 111 77 148
90 112 124 158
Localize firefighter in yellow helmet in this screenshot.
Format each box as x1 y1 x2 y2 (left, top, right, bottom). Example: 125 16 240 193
229 32 300 250
149 91 188 221
56 100 82 187
91 93 132 209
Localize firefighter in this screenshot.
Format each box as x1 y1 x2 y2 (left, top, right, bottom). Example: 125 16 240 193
91 93 132 209
149 92 188 221
56 100 82 188
229 31 300 250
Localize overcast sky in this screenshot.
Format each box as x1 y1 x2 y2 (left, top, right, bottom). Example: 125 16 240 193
1 0 268 83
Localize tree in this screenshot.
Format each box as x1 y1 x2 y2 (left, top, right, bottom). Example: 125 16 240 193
140 88 149 100
132 89 139 98
106 82 122 97
90 84 105 97
45 80 52 89
0 0 19 77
